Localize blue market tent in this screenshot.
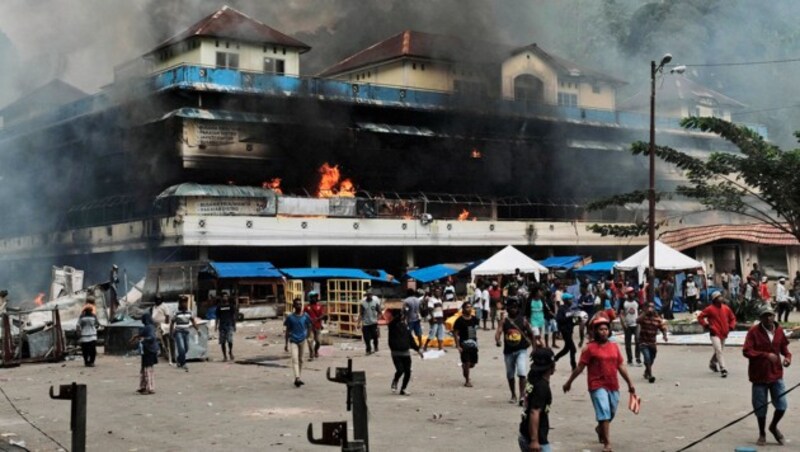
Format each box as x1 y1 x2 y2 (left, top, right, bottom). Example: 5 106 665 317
574 261 617 274
280 268 399 284
539 255 584 270
207 262 283 278
406 261 481 283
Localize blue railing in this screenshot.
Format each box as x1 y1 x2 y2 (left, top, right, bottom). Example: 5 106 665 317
2 64 768 140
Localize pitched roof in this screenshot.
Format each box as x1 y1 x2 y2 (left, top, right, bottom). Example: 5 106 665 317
317 30 510 77
0 79 86 117
659 224 799 251
619 75 746 110
151 5 310 54
511 43 627 86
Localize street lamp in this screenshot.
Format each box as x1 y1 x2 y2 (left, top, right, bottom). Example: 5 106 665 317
647 54 680 304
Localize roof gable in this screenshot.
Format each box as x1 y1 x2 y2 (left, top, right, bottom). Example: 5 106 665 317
152 5 310 54
511 43 626 86
619 75 746 111
318 30 510 77
0 79 87 117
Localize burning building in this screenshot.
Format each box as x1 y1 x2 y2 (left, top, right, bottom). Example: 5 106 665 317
0 6 774 293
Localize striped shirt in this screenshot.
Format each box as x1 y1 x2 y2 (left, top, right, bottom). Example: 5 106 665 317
172 310 193 330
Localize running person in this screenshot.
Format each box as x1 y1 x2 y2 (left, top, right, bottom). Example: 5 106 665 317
496 298 535 405
454 301 481 387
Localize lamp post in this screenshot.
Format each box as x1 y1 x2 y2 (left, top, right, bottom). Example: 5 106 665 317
647 53 674 305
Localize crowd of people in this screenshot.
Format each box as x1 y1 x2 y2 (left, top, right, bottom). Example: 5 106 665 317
67 265 794 451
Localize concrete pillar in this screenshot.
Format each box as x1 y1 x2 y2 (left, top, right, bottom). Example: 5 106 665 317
403 246 415 269
198 246 209 261
308 246 320 268
616 247 624 261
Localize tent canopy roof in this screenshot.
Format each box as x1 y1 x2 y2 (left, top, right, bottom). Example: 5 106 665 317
575 261 617 274
615 241 703 272
471 246 548 278
406 261 481 283
208 261 282 279
539 255 584 270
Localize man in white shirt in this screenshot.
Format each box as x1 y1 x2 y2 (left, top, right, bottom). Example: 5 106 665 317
481 284 492 330
423 289 445 352
776 277 791 323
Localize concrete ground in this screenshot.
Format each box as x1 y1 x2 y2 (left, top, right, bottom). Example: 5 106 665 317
0 312 798 452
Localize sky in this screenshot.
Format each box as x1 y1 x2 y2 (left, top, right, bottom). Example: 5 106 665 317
1 0 800 146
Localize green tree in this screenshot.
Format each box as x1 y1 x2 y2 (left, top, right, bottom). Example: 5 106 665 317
587 116 800 243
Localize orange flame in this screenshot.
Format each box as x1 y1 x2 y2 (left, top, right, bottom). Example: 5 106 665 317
317 163 356 197
470 148 482 159
262 177 283 194
34 293 45 306
457 209 470 221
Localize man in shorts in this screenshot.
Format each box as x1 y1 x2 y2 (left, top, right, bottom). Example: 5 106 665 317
495 298 535 405
563 315 635 452
454 301 481 387
215 294 237 361
743 305 792 446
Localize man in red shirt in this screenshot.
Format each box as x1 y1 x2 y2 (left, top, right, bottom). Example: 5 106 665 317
563 315 635 452
697 291 737 378
743 305 792 446
303 291 326 361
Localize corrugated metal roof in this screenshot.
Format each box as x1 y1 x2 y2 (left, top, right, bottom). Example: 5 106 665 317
659 224 800 251
280 268 398 284
155 183 278 199
209 261 282 279
151 6 310 54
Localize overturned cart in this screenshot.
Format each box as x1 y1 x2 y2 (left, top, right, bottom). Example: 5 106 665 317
1 308 66 367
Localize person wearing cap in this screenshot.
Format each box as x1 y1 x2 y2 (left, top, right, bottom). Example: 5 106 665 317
637 302 668 383
554 293 578 370
743 304 792 446
682 273 699 313
496 296 536 405
304 291 326 360
518 348 556 452
76 304 100 367
563 314 634 452
357 289 382 355
697 290 737 378
775 277 790 323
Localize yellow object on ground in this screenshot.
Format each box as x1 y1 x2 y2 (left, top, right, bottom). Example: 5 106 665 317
414 334 455 347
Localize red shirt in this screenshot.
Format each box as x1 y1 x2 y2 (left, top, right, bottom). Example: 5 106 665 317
304 303 325 330
697 302 736 339
758 284 770 301
579 340 623 391
488 287 502 301
743 324 792 384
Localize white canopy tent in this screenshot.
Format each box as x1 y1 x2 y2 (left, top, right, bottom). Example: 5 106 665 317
615 240 705 283
471 245 549 282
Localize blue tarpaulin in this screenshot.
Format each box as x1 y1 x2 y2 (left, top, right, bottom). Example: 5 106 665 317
574 261 617 274
406 261 481 283
539 256 583 269
208 262 283 279
280 268 399 284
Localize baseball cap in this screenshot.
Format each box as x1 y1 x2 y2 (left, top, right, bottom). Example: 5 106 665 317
759 304 775 317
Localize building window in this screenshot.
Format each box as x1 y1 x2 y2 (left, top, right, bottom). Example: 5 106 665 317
557 92 578 107
421 63 426 71
216 52 239 69
282 47 286 55
592 84 601 94
216 40 220 47
264 58 285 74
412 63 417 70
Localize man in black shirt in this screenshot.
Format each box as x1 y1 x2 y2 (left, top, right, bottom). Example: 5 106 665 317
216 295 237 361
495 298 535 405
453 301 481 387
519 348 555 452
